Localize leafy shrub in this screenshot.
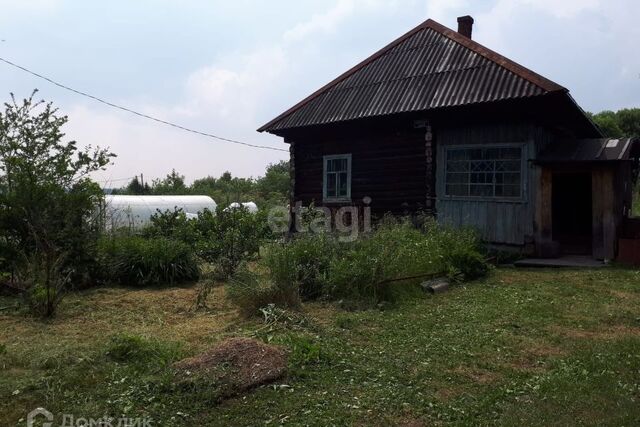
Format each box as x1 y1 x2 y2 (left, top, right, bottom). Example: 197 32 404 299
20 252 70 318
422 219 490 282
446 248 491 282
106 333 182 367
262 233 338 300
325 220 443 302
0 343 6 355
98 236 199 286
226 265 300 317
143 208 199 246
194 207 271 277
228 216 489 311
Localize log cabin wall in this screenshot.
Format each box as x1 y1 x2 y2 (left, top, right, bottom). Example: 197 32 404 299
289 120 428 218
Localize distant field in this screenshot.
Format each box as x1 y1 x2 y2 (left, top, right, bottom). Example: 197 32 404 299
2 268 640 426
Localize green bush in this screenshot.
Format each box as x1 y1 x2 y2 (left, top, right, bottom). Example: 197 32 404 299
227 216 489 312
325 220 444 302
143 208 199 246
195 207 271 277
98 236 200 286
106 332 182 367
262 233 338 300
226 265 300 317
445 248 490 282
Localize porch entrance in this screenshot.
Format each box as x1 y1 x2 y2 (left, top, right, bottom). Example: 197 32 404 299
552 172 592 254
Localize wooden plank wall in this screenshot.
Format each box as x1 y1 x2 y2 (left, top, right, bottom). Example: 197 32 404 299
435 122 553 246
592 167 617 260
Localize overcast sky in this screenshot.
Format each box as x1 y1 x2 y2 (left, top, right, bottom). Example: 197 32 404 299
1 0 639 185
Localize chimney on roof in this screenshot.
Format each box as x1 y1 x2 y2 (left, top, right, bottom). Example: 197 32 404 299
457 15 474 39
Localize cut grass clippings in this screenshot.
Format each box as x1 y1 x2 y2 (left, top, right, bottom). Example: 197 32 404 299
1 268 640 426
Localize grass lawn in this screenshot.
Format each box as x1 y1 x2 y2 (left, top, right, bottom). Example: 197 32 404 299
2 268 640 426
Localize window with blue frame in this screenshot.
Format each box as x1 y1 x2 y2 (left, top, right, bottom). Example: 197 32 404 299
323 154 351 201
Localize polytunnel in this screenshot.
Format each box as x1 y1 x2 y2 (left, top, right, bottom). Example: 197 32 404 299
224 202 259 213
103 195 217 230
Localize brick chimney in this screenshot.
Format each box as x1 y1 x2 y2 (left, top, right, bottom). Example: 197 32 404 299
457 15 474 39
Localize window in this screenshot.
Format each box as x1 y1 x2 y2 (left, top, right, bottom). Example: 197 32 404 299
445 145 523 198
323 154 351 201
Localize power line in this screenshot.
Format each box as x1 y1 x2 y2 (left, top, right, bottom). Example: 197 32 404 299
96 176 137 184
0 56 288 153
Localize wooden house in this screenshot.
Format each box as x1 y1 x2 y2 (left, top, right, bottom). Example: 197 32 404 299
258 16 639 260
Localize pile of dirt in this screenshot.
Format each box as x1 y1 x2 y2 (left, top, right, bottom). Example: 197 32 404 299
173 337 287 395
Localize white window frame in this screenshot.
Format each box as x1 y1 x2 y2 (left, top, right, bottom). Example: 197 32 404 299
443 143 526 201
323 154 352 202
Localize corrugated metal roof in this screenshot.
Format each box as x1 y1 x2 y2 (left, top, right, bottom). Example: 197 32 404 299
259 19 566 133
538 138 639 162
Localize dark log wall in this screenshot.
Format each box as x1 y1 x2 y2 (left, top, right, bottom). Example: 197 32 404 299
290 122 427 218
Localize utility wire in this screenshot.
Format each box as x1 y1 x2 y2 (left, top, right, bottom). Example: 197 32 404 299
96 176 137 184
0 56 288 153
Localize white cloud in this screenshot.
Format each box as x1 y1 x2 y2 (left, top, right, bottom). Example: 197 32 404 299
53 0 637 186
283 0 396 42
424 0 471 23
520 0 600 18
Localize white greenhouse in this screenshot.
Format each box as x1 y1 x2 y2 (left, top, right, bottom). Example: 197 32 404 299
224 202 259 213
103 195 217 230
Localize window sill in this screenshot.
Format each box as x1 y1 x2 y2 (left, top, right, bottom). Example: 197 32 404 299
322 198 352 204
438 196 527 204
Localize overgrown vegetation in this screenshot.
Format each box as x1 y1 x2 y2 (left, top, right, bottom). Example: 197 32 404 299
227 218 490 316
0 91 114 316
98 236 200 287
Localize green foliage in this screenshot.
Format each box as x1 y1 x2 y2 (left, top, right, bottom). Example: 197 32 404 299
232 217 489 311
143 208 199 246
140 205 270 279
256 160 290 205
262 233 338 300
588 108 640 138
445 248 490 282
195 207 271 277
150 169 187 195
106 333 181 367
124 175 150 195
98 236 200 287
227 264 300 317
284 335 328 369
0 91 114 316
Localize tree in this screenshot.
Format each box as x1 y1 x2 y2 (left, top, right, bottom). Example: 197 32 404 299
0 91 114 316
256 160 290 205
151 169 186 194
124 176 150 195
589 108 640 138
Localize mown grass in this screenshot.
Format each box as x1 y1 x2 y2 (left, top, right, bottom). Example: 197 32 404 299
1 268 640 426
